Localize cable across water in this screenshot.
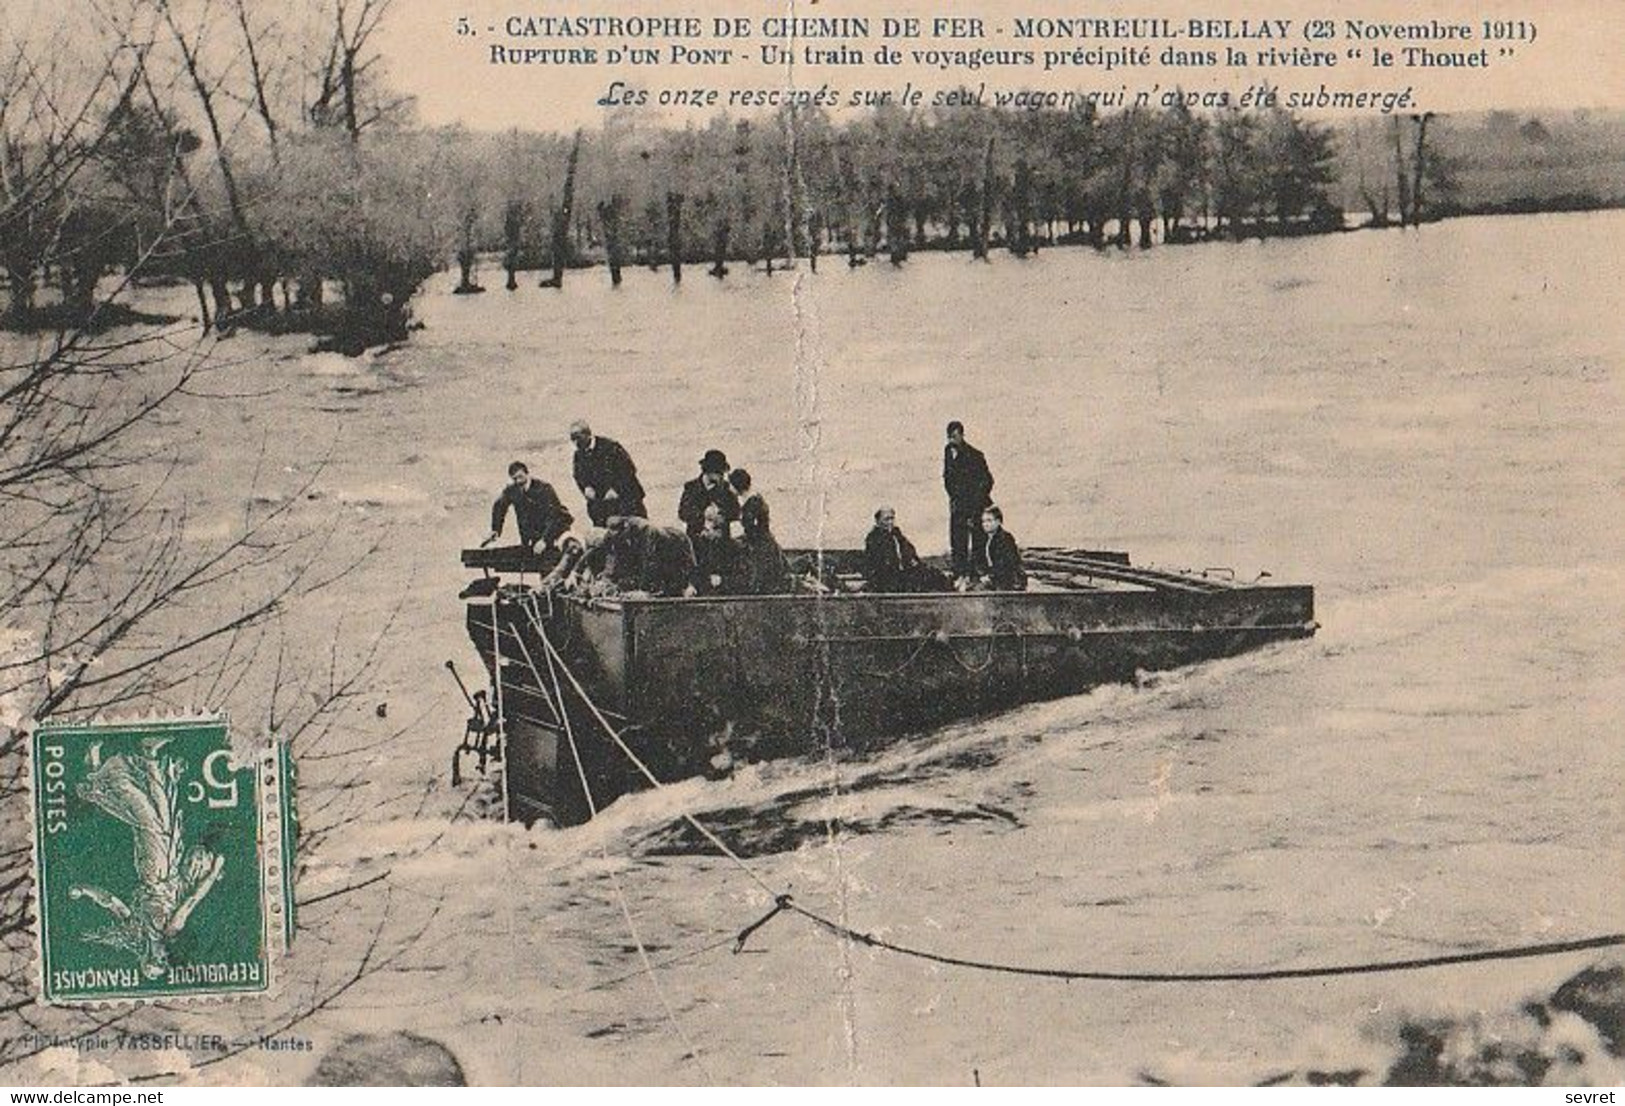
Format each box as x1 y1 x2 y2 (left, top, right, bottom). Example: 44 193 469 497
517 595 1624 987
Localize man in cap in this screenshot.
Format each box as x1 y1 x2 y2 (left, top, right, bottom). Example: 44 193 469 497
484 461 573 552
943 420 995 580
570 420 647 527
678 449 740 540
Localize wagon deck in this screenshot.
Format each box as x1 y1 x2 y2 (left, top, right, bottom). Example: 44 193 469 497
460 545 1316 825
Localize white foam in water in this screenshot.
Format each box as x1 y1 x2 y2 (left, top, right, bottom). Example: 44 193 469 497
19 212 1619 1084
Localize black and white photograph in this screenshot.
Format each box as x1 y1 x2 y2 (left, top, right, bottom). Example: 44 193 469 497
0 0 1621 1089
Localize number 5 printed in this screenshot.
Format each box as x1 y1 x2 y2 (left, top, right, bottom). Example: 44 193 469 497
186 748 240 808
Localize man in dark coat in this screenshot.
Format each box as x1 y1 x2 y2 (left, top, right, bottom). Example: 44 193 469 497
690 504 740 595
736 493 791 595
678 449 740 540
864 507 949 593
570 420 647 526
486 461 572 550
727 468 764 534
943 420 995 578
969 506 1028 592
599 516 695 598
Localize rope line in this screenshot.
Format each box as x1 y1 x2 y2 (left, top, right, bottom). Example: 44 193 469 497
515 595 1625 987
586 934 739 993
779 905 1625 983
857 633 936 680
491 597 512 827
856 621 1027 679
521 598 782 902
506 626 563 727
526 611 715 1080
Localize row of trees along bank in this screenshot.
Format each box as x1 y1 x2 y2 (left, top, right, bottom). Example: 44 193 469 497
2 1 1457 353
1 0 437 353
346 101 1456 306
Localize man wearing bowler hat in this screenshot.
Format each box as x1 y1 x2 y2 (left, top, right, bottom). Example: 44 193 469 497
678 448 741 540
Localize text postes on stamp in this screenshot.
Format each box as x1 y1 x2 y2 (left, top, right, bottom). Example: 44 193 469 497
31 716 280 1004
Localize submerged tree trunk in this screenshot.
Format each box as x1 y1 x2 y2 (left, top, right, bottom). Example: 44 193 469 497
62 260 99 322
1393 117 1413 227
323 267 420 355
192 279 211 331
1008 160 1035 257
709 222 730 278
665 191 684 284
502 200 524 290
1350 122 1391 227
208 273 233 330
454 205 484 294
1410 113 1433 227
597 195 626 287
4 267 35 327
886 187 910 265
295 272 324 312
541 130 583 288
973 137 995 260
454 246 482 294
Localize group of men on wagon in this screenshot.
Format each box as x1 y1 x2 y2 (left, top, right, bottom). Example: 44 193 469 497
485 419 1026 598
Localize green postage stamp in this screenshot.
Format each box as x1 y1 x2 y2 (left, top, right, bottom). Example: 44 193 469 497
29 716 294 1005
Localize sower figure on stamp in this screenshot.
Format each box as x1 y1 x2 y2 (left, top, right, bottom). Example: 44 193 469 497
570 420 647 526
943 420 995 581
484 461 573 552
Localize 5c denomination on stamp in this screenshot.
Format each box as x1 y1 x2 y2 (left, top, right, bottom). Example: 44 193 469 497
30 716 287 1004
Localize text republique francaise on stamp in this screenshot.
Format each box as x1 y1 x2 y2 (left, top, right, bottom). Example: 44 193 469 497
30 716 294 1005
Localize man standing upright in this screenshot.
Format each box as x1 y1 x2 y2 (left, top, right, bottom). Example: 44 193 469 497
570 420 647 526
943 420 995 579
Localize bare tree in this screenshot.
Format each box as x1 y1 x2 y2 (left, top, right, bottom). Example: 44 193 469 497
307 0 414 143
540 129 583 288
0 19 439 1074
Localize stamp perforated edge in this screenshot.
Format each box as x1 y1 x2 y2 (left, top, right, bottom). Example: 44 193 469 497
26 711 286 1008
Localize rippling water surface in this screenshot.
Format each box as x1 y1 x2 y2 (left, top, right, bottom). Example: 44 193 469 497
67 213 1625 1083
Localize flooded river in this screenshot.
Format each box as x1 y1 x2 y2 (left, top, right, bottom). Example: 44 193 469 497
23 211 1625 1084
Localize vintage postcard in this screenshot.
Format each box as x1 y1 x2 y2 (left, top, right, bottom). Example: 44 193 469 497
0 0 1620 1089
